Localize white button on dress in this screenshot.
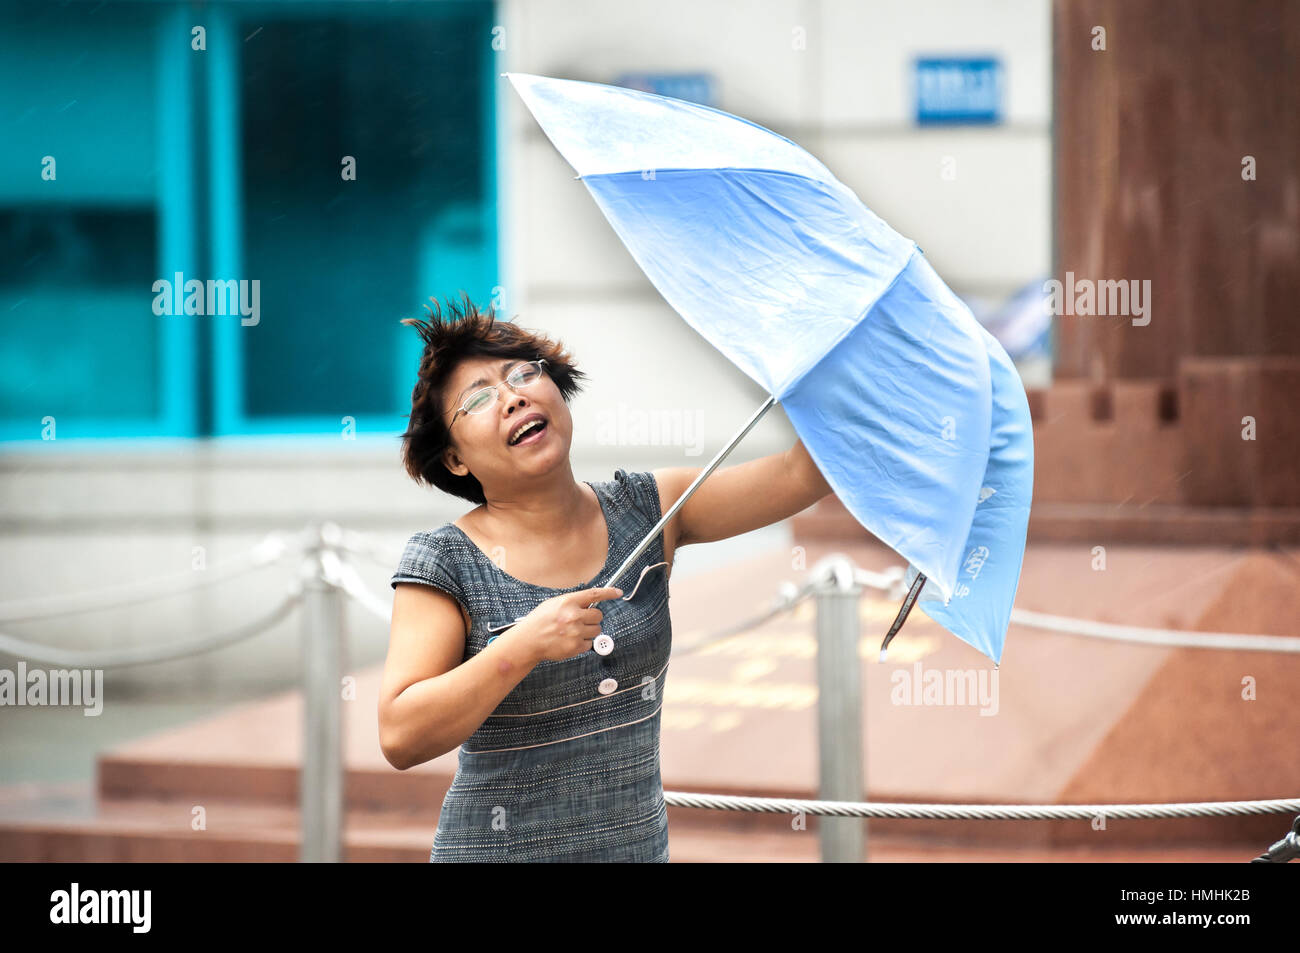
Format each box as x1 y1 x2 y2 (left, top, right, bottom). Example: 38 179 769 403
597 677 619 695
593 633 614 656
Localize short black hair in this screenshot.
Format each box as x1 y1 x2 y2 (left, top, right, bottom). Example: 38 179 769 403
397 291 588 504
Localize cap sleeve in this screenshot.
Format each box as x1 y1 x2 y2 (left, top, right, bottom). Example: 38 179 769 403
613 468 664 524
390 532 466 611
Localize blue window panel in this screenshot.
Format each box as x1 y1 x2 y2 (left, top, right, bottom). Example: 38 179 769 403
211 3 500 438
0 2 197 443
0 209 157 427
0 4 156 204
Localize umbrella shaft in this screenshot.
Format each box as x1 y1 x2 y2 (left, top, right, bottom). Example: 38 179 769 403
597 394 778 598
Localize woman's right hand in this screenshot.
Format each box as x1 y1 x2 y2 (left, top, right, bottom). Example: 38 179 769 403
514 586 623 663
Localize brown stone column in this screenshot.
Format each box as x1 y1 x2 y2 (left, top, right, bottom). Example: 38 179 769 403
1039 0 1300 537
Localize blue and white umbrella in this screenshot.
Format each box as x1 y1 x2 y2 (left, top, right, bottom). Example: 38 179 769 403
505 72 1033 666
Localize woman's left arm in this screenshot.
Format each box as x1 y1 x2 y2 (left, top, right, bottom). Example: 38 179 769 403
653 438 833 547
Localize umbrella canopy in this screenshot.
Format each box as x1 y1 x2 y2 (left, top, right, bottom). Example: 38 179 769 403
900 320 1034 664
505 72 1032 665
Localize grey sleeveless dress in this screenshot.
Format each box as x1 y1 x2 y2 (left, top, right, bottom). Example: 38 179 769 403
389 468 673 862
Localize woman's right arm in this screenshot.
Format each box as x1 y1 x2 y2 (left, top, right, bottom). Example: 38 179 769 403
378 582 623 769
378 583 540 770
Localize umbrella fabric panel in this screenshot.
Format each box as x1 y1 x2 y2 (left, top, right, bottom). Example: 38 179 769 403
905 321 1035 665
584 168 916 397
784 249 993 603
506 72 835 182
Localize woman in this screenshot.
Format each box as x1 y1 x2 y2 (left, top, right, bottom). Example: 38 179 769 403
379 293 833 862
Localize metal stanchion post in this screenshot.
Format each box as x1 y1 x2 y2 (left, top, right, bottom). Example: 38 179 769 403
812 554 866 862
300 522 345 863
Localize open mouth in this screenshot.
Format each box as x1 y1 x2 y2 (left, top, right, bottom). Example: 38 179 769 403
508 418 548 447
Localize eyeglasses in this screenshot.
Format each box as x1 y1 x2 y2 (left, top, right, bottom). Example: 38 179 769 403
448 359 548 429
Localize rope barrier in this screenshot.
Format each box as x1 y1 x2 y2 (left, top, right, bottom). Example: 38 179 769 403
670 577 821 657
3 525 1293 665
0 531 301 624
663 563 1299 656
338 539 1299 656
333 528 404 571
1008 607 1300 653
0 585 305 668
332 558 395 625
661 790 1300 821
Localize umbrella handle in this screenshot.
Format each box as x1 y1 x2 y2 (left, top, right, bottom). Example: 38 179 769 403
879 572 926 662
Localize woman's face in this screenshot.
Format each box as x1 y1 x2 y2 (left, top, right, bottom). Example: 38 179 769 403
439 355 572 487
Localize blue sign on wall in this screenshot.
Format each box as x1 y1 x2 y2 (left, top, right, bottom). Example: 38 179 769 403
915 57 1003 124
615 72 716 107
